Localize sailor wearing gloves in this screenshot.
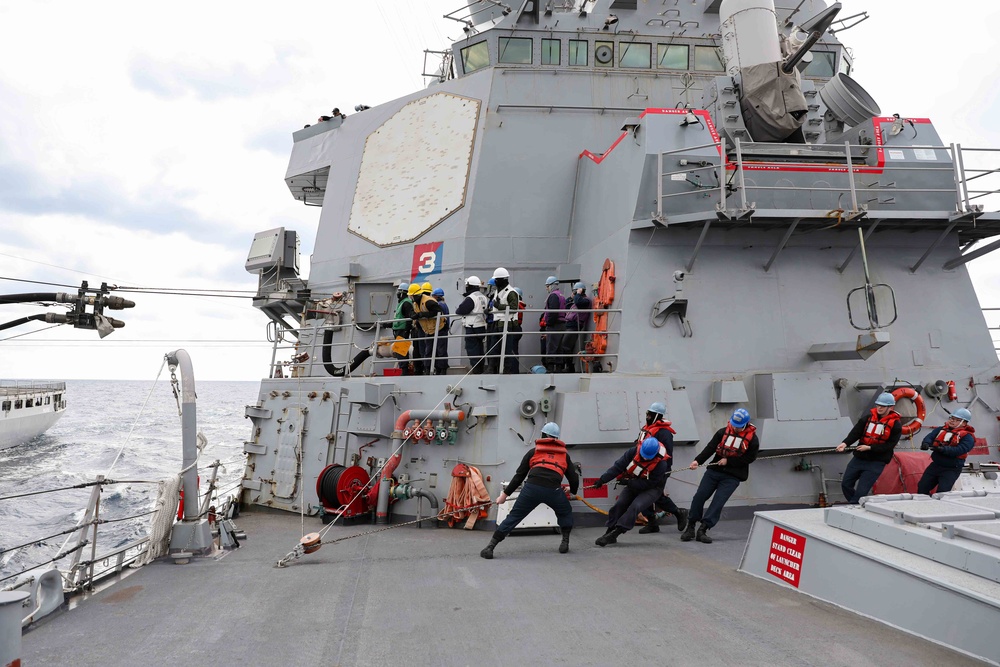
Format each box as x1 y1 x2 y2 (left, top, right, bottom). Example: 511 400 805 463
835 392 901 504
917 407 976 495
480 422 579 559
683 408 760 544
592 436 671 547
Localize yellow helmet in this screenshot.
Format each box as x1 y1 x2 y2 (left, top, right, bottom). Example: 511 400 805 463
407 284 421 296
421 282 433 294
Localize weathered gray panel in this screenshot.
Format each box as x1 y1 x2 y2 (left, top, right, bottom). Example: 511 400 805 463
596 391 630 431
354 282 395 325
771 373 841 421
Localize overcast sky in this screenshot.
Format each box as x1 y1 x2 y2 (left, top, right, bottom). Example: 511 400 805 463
0 0 997 381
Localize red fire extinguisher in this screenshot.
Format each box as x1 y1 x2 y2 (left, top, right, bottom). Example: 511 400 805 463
946 380 957 402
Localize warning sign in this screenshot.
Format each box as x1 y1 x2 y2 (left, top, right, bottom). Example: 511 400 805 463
767 526 806 588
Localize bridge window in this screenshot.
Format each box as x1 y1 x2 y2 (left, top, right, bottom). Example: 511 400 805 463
657 43 688 69
569 40 588 66
498 37 532 64
542 38 560 65
694 45 724 71
804 51 836 77
2 401 9 411
620 42 651 68
26 398 33 408
461 41 490 73
839 52 852 76
14 400 22 409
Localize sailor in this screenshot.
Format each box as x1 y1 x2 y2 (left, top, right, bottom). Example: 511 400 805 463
412 282 444 376
488 267 521 374
430 287 450 375
592 436 671 546
484 278 499 373
541 276 567 372
560 281 592 373
835 392 901 504
454 276 489 374
481 421 579 559
634 402 689 535
392 284 419 375
917 407 976 495
682 408 759 544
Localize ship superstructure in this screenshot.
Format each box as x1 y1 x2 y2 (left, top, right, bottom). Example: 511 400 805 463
240 0 1000 519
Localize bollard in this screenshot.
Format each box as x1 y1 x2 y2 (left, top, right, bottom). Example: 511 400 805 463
0 591 29 667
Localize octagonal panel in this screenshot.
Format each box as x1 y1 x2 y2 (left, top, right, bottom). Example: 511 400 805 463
348 93 480 246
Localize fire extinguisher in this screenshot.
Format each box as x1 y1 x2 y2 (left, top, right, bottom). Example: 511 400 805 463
947 380 957 402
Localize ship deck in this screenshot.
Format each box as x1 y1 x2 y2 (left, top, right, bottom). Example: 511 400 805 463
21 511 983 666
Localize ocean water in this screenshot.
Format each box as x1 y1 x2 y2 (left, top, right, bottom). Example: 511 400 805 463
0 379 259 583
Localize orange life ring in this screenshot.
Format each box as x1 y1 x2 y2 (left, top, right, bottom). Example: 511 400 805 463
891 387 925 436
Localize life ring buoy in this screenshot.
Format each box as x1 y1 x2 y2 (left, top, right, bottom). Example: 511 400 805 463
891 387 925 436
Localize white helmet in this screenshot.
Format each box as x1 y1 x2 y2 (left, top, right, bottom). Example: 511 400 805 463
492 267 510 279
466 276 483 287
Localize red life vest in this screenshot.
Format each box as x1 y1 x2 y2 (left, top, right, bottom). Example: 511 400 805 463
530 438 568 475
860 408 900 446
932 424 975 459
517 300 525 326
635 420 677 447
624 442 668 478
716 423 757 458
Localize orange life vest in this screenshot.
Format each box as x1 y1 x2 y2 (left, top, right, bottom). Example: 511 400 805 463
716 423 757 458
932 424 975 459
529 438 568 475
624 443 668 478
636 420 676 446
860 408 900 446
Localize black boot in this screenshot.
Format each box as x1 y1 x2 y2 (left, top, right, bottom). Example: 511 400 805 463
638 515 660 534
480 530 506 559
675 508 689 533
696 523 713 544
595 526 625 547
559 527 572 554
680 520 696 542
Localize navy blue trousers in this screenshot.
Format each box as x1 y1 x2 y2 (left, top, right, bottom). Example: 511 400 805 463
841 457 886 504
917 460 963 495
606 486 663 532
688 468 741 529
497 482 573 535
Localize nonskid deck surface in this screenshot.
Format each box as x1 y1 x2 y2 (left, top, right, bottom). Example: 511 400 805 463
23 513 982 667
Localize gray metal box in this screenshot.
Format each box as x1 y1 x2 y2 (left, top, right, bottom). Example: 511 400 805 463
354 281 396 326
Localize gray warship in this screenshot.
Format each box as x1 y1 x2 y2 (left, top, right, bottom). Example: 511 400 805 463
8 0 1000 664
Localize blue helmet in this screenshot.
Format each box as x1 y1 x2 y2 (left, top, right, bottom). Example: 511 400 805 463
874 392 896 407
487 278 496 286
647 402 666 417
514 287 523 298
541 422 560 438
950 408 972 422
574 282 586 291
639 437 660 460
531 365 547 374
730 408 751 429
397 281 408 290
431 288 445 297
545 276 558 286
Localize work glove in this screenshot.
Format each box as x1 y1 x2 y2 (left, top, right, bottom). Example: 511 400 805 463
591 479 604 490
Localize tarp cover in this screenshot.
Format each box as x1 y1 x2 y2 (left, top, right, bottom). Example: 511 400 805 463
871 452 932 495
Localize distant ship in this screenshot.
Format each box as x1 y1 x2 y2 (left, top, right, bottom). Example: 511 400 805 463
0 381 66 450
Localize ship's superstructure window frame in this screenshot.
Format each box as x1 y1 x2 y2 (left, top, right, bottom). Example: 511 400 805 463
657 43 689 69
803 51 836 78
2 400 10 412
14 400 22 409
498 37 533 64
594 40 614 68
619 41 651 69
541 38 561 65
569 39 588 66
461 41 490 73
839 51 852 76
693 44 724 72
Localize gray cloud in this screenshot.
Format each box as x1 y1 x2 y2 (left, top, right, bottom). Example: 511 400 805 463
0 160 243 244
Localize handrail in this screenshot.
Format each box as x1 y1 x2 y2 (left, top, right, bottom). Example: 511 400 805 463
655 138 1000 221
274 307 624 378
